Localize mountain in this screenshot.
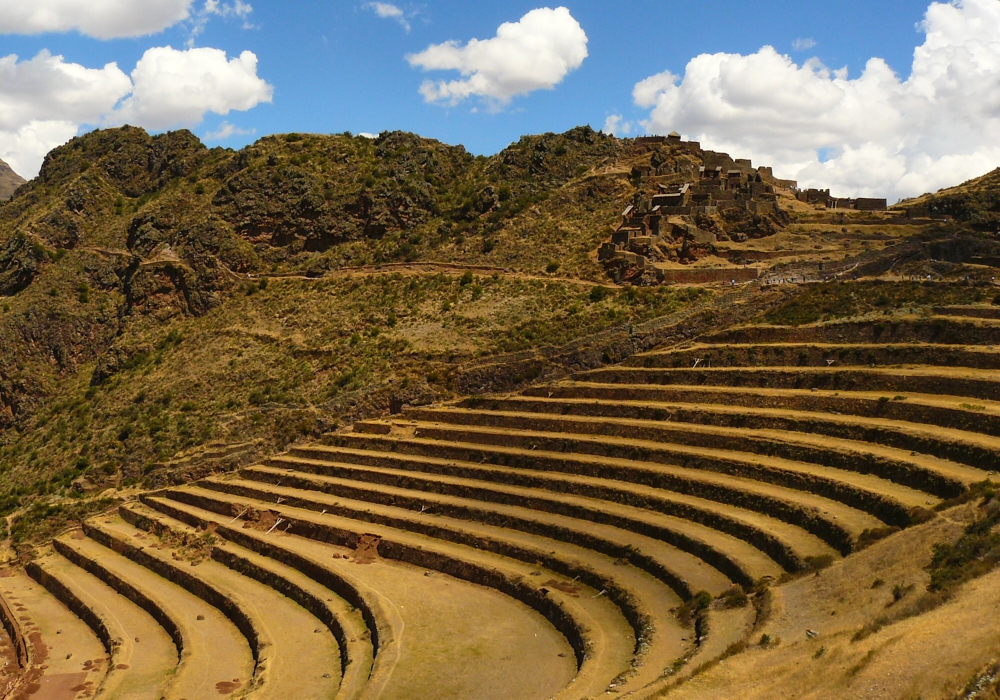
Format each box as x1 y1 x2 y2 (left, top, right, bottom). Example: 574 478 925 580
0 124 991 517
0 158 25 200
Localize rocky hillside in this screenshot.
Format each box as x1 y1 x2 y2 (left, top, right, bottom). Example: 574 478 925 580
0 158 24 200
896 167 1000 230
0 126 717 523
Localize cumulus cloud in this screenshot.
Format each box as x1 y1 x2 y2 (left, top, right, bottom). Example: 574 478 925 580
0 51 131 175
0 0 196 39
603 114 633 136
0 47 272 177
115 47 272 130
364 2 410 32
407 6 588 108
632 0 1000 200
792 37 817 51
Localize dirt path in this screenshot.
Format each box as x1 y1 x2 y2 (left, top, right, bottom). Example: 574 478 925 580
32 549 178 700
55 533 254 700
257 261 614 288
0 567 107 700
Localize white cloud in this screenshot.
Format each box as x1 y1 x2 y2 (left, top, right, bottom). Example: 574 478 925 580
0 0 196 39
631 0 1000 200
0 121 79 179
364 2 410 32
205 120 255 140
190 0 254 45
358 132 378 139
0 47 272 177
407 6 588 108
603 114 633 136
115 47 273 130
792 37 817 51
0 51 132 176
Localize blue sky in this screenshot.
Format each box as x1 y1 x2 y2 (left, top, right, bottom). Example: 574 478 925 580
1 0 935 154
2 0 1000 198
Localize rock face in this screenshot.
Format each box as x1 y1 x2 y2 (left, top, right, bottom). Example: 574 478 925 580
0 159 25 200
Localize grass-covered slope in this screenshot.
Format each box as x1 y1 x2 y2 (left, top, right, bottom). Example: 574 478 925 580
897 167 1000 229
0 126 707 524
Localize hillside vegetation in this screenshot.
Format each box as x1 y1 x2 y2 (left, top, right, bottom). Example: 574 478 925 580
0 126 710 521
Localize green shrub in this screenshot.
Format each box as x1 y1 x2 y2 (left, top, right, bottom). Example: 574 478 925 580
589 286 610 303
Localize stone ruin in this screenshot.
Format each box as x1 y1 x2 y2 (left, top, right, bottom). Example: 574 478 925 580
796 188 887 212
599 138 796 274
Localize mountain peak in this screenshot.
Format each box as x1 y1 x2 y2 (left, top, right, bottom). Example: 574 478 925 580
0 158 25 200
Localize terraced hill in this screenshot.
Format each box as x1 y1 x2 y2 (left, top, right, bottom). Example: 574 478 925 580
4 127 1000 698
2 300 998 699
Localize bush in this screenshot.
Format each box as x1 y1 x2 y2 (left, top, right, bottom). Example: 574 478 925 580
717 585 749 609
589 286 610 303
857 526 901 550
929 506 1000 591
891 583 915 603
459 271 474 286
546 261 560 273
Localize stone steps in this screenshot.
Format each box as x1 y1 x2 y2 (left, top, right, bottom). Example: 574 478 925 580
321 434 866 557
168 473 692 693
28 549 179 700
530 382 1000 439
56 524 256 699
396 412 928 525
0 567 107 700
438 404 982 495
627 343 1000 370
577 366 1000 403
118 501 367 700
229 464 734 599
132 494 401 700
150 484 634 700
278 443 829 572
703 317 1000 346
21 318 1000 698
462 395 997 480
